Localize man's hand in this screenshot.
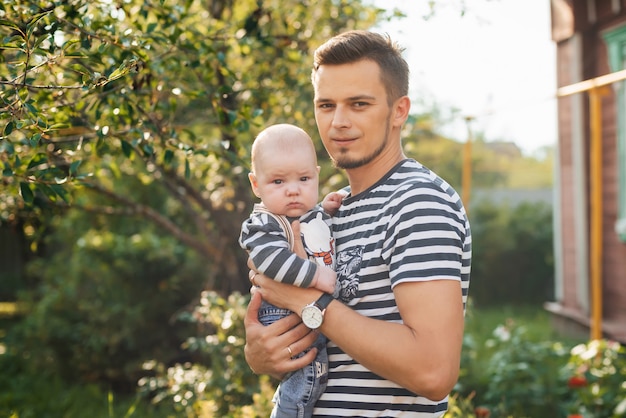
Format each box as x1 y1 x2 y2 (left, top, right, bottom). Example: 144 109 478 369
244 283 319 378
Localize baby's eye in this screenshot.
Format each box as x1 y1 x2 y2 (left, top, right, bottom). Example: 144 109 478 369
300 176 310 182
272 179 283 185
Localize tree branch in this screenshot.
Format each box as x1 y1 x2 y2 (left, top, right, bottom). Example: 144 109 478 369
81 181 219 258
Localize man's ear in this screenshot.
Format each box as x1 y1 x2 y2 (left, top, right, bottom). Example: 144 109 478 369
392 96 411 127
248 172 260 198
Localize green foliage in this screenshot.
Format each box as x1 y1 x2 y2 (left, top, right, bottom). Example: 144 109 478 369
453 335 626 418
452 308 626 418
8 300 626 418
563 340 626 418
444 392 480 418
481 324 571 417
0 0 379 295
403 111 553 191
455 308 569 417
0 345 172 418
138 290 275 417
469 200 554 306
11 205 205 389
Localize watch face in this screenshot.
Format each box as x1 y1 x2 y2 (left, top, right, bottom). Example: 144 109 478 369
302 306 323 329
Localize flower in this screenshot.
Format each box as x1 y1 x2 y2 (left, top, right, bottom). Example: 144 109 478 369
492 325 511 342
474 406 491 417
568 375 588 389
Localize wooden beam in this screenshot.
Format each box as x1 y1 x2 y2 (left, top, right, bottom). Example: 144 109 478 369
557 68 626 97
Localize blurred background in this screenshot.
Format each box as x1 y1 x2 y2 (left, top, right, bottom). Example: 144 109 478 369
2 0 624 417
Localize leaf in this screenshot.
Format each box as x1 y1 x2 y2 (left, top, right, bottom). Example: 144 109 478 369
49 184 70 203
142 143 154 156
121 140 134 158
19 182 34 203
69 160 82 176
3 120 15 136
30 133 42 147
26 153 48 170
0 19 22 32
26 10 52 40
163 149 174 165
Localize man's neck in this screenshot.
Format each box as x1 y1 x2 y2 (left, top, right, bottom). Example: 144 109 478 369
346 152 406 196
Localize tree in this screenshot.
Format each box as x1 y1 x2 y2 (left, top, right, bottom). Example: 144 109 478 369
0 0 379 294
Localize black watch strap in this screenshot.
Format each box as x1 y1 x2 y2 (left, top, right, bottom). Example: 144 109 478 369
315 292 334 311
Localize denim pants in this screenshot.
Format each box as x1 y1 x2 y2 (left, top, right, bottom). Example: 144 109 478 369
259 301 328 418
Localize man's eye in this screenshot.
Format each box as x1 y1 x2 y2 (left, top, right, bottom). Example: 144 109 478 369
354 101 369 107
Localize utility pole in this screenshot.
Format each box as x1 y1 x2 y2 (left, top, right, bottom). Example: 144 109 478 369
462 116 474 217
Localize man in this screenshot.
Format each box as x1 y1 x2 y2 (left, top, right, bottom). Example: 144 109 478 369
244 30 471 417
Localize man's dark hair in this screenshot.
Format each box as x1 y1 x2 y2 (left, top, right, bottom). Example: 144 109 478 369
312 30 409 104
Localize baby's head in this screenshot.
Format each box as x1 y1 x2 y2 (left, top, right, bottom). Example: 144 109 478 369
249 124 320 217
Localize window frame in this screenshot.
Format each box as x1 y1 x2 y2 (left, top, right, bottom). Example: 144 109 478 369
603 26 626 242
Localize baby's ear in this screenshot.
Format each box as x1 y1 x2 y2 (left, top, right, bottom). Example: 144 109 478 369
248 172 260 197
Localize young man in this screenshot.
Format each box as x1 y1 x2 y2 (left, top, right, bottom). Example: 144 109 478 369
244 30 471 417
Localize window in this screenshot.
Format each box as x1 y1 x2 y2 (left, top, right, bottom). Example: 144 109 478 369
603 26 626 242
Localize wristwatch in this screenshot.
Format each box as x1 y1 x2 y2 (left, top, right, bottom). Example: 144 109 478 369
301 293 334 329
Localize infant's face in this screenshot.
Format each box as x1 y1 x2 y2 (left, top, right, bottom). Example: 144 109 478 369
252 150 319 217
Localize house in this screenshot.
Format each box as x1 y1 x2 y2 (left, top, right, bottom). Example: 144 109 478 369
547 0 626 342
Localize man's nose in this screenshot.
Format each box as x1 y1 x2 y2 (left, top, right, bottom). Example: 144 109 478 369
331 106 351 129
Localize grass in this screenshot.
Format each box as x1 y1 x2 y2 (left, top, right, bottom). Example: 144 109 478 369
465 303 586 346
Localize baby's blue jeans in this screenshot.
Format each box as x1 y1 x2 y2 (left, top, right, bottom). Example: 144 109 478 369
259 301 328 418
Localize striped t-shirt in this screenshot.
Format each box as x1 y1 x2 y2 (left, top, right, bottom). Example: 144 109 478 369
239 204 335 288
313 159 471 417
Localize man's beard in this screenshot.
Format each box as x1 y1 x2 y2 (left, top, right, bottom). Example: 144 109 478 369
332 121 390 170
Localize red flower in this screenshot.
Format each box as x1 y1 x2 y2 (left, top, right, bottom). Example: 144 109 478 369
568 375 588 388
567 415 584 418
475 406 491 418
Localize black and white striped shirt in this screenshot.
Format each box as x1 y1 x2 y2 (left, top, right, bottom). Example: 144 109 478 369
313 159 471 417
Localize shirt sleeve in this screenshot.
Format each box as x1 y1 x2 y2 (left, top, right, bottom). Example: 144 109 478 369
239 212 317 288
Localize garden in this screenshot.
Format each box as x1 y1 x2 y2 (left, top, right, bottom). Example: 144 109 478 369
2 0 625 416
2 297 626 417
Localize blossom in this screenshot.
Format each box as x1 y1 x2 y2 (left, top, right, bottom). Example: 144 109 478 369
568 375 588 388
474 406 491 417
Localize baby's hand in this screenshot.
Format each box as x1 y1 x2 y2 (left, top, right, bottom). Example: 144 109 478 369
322 190 347 216
313 266 337 294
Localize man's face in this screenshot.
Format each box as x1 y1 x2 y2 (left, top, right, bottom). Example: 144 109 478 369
313 59 394 170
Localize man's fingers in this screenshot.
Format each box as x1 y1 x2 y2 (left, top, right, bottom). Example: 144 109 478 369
288 346 318 369
290 220 307 259
244 291 262 327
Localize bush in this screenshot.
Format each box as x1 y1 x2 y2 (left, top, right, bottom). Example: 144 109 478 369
563 339 626 418
139 291 275 417
0 347 171 418
11 212 206 390
481 323 570 417
470 200 554 306
453 307 626 418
